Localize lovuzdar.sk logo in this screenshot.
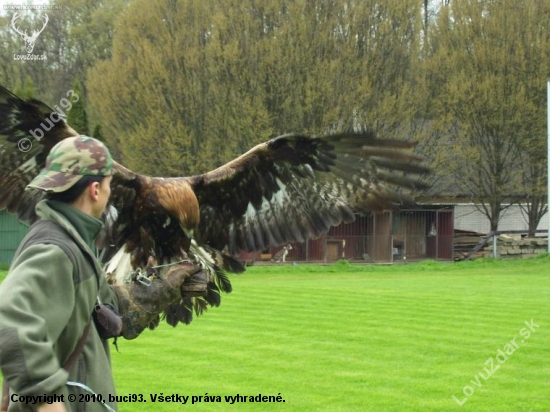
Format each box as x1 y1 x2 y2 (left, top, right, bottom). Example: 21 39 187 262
11 11 48 61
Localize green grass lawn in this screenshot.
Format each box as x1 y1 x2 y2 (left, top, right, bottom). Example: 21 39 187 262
1 257 549 411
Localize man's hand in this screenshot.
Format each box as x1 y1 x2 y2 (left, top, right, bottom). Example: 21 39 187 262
37 402 67 412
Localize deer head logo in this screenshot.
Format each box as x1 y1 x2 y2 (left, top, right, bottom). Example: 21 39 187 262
11 12 49 54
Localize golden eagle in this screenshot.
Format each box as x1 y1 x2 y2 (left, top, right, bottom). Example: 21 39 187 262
0 86 428 326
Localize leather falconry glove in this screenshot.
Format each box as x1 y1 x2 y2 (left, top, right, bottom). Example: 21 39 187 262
114 261 203 339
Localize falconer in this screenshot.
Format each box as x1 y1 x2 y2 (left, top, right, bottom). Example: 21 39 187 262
0 136 203 412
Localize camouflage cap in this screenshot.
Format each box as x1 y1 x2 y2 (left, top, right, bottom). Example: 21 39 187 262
27 135 114 193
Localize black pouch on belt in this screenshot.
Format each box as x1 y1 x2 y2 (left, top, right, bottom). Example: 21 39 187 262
93 302 123 339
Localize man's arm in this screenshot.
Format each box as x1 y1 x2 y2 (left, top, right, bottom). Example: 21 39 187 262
0 245 75 397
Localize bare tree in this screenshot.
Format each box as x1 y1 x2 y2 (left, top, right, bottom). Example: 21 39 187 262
425 0 549 231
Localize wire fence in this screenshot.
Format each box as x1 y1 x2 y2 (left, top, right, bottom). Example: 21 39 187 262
241 209 456 264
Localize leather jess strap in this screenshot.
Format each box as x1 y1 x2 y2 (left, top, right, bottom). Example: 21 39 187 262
63 322 91 371
1 379 8 412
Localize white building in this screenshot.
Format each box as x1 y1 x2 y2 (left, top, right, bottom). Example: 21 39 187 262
453 203 548 234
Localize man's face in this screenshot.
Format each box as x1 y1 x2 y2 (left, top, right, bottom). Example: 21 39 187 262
93 175 112 218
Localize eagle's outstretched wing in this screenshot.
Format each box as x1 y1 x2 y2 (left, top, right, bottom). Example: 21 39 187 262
0 85 429 328
188 132 428 254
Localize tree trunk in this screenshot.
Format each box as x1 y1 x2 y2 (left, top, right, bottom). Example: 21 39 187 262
522 196 548 238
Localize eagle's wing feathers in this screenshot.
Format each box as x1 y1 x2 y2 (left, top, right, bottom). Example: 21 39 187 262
0 86 80 221
188 132 428 255
0 86 141 224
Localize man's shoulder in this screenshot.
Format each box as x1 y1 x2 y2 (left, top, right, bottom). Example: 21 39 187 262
25 219 73 248
16 219 95 285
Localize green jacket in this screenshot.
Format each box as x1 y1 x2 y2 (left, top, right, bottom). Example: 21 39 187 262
0 200 119 412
